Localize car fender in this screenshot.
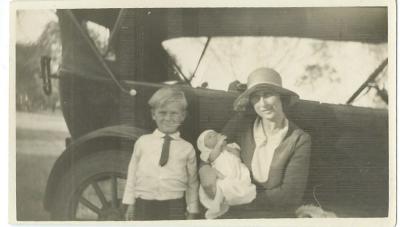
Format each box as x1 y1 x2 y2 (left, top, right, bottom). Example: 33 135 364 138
43 124 149 211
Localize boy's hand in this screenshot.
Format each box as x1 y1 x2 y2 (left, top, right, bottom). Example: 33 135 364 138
125 204 135 221
186 212 198 220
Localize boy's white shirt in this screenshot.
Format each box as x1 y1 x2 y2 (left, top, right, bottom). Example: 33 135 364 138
122 129 199 213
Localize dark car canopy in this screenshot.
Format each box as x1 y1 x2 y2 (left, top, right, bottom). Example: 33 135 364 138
75 7 387 43
57 7 387 79
165 7 387 43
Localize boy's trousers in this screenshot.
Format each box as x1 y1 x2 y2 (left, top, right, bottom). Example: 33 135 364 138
134 198 186 220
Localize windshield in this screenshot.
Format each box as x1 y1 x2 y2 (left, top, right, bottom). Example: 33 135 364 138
162 37 387 108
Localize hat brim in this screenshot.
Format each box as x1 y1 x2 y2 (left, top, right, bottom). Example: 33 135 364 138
233 83 299 111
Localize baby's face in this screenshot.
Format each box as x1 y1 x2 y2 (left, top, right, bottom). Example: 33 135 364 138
204 131 219 149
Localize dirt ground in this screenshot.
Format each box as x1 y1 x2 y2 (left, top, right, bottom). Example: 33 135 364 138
15 111 69 221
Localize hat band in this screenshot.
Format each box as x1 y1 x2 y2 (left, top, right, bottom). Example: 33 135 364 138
247 81 282 89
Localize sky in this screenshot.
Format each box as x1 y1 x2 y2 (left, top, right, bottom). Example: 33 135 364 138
16 10 57 44
163 37 387 108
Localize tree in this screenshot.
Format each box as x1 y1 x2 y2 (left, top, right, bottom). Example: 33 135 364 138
16 20 61 112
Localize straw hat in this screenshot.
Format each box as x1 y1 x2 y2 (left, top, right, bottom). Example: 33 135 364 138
233 68 299 111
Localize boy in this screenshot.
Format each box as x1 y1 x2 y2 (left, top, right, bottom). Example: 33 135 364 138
123 87 199 220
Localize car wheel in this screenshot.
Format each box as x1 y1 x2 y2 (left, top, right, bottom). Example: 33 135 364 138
50 150 131 221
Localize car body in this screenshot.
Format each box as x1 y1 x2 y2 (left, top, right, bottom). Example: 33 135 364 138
43 7 388 220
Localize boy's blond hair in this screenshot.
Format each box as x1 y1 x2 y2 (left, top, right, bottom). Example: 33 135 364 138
148 86 188 110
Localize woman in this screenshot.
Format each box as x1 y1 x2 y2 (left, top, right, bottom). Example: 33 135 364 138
199 68 311 218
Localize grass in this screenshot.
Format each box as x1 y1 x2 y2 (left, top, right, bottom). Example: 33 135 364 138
16 153 56 221
15 111 69 221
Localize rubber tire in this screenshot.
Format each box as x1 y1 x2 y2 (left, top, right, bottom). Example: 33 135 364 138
50 150 131 221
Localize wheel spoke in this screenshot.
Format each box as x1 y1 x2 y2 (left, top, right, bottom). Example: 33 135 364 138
79 196 102 215
92 182 107 208
110 175 119 208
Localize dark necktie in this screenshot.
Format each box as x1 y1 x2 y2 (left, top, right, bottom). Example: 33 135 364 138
159 134 172 166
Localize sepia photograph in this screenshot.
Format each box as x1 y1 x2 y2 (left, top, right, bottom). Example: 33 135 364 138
10 1 395 226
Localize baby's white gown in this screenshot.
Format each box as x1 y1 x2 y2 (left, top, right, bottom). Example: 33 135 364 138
199 144 256 219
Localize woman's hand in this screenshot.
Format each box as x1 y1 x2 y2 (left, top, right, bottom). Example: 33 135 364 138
199 165 218 199
125 204 135 220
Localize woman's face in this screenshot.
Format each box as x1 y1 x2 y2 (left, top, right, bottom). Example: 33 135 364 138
250 91 285 121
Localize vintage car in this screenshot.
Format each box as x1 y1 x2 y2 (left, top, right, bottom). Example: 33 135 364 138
41 7 388 220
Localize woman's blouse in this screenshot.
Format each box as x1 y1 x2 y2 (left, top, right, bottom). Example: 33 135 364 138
251 117 289 182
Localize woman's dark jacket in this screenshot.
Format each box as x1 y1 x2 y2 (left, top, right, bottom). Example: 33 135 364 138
222 112 312 210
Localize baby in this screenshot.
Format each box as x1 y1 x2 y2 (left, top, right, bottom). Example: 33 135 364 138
197 130 256 219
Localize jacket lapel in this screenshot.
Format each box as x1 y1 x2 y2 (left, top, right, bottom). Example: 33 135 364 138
240 119 300 182
269 121 298 167
239 120 256 169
